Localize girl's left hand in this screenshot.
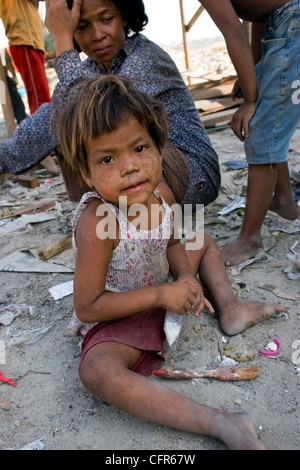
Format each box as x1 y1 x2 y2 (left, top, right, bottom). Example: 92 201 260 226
176 274 215 316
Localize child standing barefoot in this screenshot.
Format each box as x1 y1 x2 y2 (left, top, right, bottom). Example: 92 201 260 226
200 0 300 266
57 75 285 450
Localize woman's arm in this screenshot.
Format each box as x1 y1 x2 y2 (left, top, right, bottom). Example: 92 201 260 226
0 103 57 174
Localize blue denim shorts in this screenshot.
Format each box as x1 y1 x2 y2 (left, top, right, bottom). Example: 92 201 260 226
245 0 300 164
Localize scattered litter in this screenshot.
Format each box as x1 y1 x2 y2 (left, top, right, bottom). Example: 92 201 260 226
0 250 74 273
273 311 289 320
235 236 276 271
0 369 17 386
0 341 5 364
267 217 299 234
20 437 45 450
164 310 185 348
0 397 12 410
223 335 256 362
28 306 39 318
222 160 248 170
220 172 247 198
0 303 29 325
291 168 300 183
0 212 57 236
6 325 53 347
258 284 296 301
218 196 246 215
291 240 300 255
258 338 281 357
283 240 300 280
49 280 74 300
219 355 237 366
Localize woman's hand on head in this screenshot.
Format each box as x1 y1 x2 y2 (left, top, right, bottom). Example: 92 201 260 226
45 0 82 55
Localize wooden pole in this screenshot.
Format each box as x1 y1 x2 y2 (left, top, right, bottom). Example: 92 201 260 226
0 55 16 138
179 0 205 86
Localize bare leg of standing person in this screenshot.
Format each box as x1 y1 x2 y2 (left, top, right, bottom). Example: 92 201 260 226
221 163 299 267
269 161 299 219
39 153 60 176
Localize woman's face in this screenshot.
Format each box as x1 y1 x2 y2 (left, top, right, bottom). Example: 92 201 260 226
74 0 127 69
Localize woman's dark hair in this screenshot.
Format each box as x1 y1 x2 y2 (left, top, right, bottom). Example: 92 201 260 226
69 0 148 51
114 0 148 35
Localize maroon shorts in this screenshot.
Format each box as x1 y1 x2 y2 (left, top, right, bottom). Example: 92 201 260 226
79 307 166 376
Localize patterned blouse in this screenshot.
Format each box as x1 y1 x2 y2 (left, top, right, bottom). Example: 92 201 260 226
0 34 220 206
68 188 173 336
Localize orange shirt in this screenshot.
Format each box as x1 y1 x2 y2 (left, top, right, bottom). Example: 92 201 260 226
0 0 45 51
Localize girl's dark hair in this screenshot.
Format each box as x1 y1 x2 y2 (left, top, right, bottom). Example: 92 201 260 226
57 75 168 180
70 0 148 51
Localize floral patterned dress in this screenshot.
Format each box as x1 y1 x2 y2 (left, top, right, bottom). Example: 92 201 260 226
69 189 174 375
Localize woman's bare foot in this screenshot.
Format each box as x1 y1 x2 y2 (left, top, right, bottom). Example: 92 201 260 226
213 411 266 450
40 155 60 176
221 235 263 267
218 299 286 336
269 194 299 220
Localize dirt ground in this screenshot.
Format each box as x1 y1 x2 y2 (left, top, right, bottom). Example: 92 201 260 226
0 43 299 452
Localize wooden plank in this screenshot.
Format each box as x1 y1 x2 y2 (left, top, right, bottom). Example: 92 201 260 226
196 97 242 114
1 199 56 219
190 81 236 101
39 235 72 261
201 108 236 127
0 57 16 137
15 175 40 189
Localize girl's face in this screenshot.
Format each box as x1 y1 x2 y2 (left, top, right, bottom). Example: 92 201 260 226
82 116 163 210
74 0 126 69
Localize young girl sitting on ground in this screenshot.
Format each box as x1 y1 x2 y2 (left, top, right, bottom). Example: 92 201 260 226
57 75 285 450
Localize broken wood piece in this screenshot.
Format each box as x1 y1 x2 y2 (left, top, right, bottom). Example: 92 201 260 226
201 108 237 127
152 365 260 381
196 97 243 115
189 78 236 101
39 235 72 261
15 175 40 189
1 200 56 219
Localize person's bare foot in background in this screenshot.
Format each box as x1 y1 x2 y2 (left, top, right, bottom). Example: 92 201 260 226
40 154 60 176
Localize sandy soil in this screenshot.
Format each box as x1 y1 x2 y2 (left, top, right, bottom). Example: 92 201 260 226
0 41 299 452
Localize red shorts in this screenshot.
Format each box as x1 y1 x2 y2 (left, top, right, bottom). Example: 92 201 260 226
79 307 166 376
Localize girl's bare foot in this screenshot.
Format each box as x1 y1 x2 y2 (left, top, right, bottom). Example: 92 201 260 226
221 235 263 267
213 411 266 450
219 299 286 336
